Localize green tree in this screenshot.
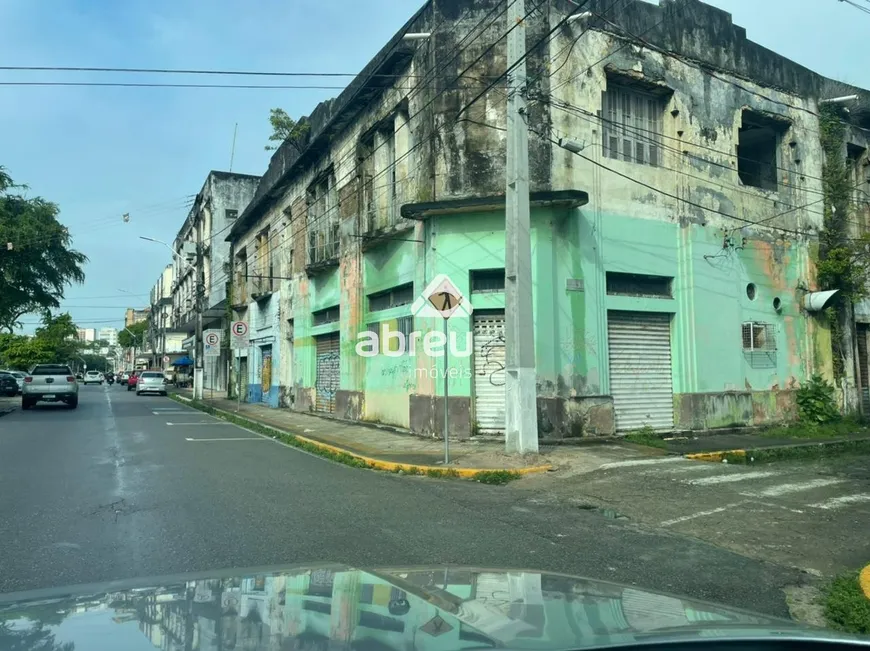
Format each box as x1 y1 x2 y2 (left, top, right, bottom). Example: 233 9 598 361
0 621 74 651
118 320 149 348
0 334 54 370
0 167 87 332
34 312 81 363
265 108 310 152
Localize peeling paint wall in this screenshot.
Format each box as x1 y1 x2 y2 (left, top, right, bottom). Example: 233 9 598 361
224 0 869 432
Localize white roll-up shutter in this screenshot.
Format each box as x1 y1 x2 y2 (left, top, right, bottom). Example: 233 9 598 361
473 313 506 434
607 311 674 432
315 333 340 413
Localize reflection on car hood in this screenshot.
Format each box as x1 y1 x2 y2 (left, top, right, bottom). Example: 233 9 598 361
0 565 857 651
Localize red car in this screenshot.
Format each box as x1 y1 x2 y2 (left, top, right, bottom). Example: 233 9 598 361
126 371 140 391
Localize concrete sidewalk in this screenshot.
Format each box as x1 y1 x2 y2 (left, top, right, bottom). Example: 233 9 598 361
171 389 663 474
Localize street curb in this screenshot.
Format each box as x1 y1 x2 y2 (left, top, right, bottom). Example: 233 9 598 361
170 394 552 480
860 564 870 600
0 407 14 418
684 437 870 463
685 449 747 462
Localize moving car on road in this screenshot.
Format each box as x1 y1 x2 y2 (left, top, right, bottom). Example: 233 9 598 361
22 364 78 409
126 370 140 391
0 372 18 396
136 370 167 396
82 370 104 385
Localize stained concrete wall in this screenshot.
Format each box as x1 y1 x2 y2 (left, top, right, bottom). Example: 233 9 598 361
224 0 869 431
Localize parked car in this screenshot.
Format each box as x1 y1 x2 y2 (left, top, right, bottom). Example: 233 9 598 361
83 370 104 385
0 370 25 394
136 371 167 396
126 371 140 391
0 372 18 397
22 364 78 409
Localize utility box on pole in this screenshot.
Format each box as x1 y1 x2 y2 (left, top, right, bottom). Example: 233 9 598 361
504 0 539 454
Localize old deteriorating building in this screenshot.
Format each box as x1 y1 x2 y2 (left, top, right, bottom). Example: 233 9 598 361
227 0 870 439
167 171 260 391
147 264 187 367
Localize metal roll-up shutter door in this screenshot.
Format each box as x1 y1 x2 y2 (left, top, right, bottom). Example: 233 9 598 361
473 313 506 434
607 311 674 432
315 333 340 413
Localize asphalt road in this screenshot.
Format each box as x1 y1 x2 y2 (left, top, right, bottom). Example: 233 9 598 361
0 385 803 617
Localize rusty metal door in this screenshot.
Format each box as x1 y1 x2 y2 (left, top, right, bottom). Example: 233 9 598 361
260 345 272 404
315 333 340 413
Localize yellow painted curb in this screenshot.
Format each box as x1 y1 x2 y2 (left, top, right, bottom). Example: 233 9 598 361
174 394 552 478
859 563 870 600
685 449 747 463
290 432 552 477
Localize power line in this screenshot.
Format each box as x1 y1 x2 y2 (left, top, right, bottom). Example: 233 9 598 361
204 1 525 286
532 126 820 237
0 81 493 90
0 65 500 79
543 96 854 199
157 2 516 294
457 0 593 119
838 0 870 15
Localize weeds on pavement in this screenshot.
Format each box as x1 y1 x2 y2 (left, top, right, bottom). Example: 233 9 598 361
824 571 870 635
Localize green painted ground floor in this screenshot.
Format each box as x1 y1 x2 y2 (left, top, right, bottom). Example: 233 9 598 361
234 205 835 438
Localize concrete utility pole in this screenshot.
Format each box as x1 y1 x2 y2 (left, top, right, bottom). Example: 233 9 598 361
504 0 539 454
194 222 205 400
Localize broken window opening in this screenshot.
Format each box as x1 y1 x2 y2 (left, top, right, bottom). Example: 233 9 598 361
606 272 672 298
312 305 340 326
737 110 789 191
368 283 414 312
235 248 248 304
847 143 869 228
471 269 506 293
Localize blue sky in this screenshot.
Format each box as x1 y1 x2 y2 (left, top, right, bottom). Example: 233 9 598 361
0 0 866 333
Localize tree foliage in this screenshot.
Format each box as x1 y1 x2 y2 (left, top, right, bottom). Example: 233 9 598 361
0 312 87 370
265 108 310 152
0 167 87 332
118 320 149 348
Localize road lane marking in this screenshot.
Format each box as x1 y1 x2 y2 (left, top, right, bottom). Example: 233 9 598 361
683 471 780 486
599 457 683 470
166 422 233 426
659 502 745 527
740 478 846 497
185 437 266 442
807 493 870 510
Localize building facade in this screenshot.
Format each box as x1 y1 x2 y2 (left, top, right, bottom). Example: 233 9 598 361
76 328 96 343
225 0 870 439
147 264 187 368
98 327 119 347
125 307 150 328
170 171 261 392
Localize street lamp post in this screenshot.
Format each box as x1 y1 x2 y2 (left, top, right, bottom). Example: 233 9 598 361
140 235 203 400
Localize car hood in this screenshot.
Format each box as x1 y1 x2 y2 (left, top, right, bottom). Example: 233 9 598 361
0 565 859 651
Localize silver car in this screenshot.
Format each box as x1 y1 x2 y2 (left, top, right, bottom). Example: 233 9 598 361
136 370 167 396
22 364 79 409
